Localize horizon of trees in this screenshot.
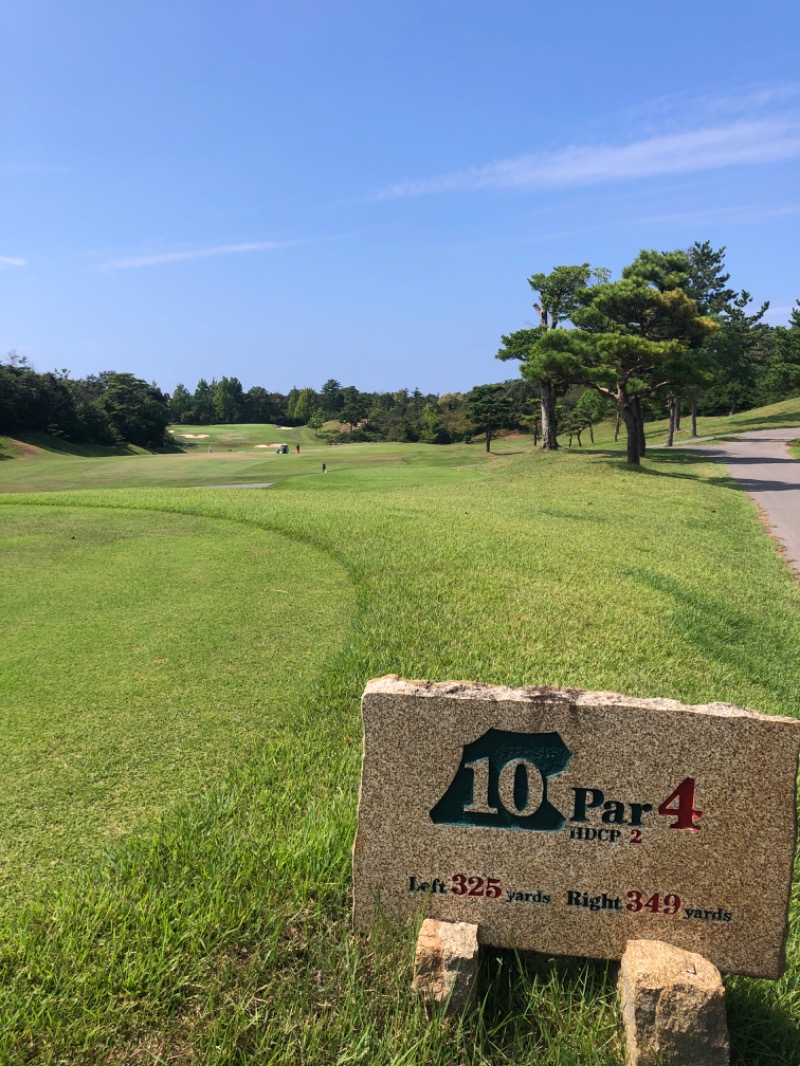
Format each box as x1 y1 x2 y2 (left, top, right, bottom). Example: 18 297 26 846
497 242 800 463
0 362 173 449
2 242 799 454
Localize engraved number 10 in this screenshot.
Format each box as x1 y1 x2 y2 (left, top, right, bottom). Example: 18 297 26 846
463 757 544 818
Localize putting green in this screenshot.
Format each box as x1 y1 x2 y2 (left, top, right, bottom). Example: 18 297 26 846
0 504 354 902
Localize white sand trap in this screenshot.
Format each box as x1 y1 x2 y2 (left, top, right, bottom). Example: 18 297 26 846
255 444 273 448
181 433 210 438
197 482 273 490
276 426 294 431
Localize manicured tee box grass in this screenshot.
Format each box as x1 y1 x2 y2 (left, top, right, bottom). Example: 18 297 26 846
0 505 352 904
0 440 799 1063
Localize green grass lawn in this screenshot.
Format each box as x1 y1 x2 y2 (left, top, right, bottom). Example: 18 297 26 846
0 417 799 1063
0 505 351 904
0 430 508 494
168 421 321 450
3 396 797 494
587 395 800 451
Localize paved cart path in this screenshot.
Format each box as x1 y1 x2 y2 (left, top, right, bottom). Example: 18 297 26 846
679 427 800 574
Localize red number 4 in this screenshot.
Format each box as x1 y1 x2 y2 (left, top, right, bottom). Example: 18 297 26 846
657 777 702 831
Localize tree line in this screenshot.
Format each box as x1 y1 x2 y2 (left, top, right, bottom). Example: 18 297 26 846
0 363 173 449
167 375 541 446
0 359 538 449
497 242 800 464
2 243 798 456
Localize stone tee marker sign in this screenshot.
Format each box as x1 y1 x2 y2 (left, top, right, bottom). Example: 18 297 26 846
352 677 800 979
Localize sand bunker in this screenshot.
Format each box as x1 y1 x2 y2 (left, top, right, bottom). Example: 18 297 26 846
180 433 210 439
198 482 273 489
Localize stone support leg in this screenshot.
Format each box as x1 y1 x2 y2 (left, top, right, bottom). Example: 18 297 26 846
411 919 480 1014
618 939 730 1066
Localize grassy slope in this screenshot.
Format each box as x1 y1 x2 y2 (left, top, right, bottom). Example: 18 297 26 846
0 427 799 1062
0 432 162 459
588 395 800 450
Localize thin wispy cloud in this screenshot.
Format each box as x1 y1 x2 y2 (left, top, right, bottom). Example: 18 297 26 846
101 239 301 270
603 81 800 138
374 116 800 201
0 255 27 269
636 202 800 227
374 80 800 201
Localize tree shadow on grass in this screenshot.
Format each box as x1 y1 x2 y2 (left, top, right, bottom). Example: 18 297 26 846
621 566 800 699
589 449 800 497
471 950 620 1062
725 978 800 1065
587 448 713 467
712 412 800 430
586 449 741 490
471 950 800 1065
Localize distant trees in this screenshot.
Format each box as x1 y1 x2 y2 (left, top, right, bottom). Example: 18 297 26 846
320 379 344 418
658 243 799 429
435 393 476 442
572 389 609 444
0 358 170 447
497 265 609 449
287 386 318 425
0 356 83 440
242 386 276 423
191 379 215 424
757 301 800 404
89 372 171 447
340 387 368 430
468 384 514 452
534 251 717 464
680 242 764 430
213 377 245 423
169 384 193 424
496 244 797 463
4 246 797 454
689 287 768 419
155 378 480 444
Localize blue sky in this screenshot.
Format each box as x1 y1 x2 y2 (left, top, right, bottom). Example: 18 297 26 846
3 1 799 396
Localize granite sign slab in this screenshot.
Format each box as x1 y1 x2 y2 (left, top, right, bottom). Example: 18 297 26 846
352 677 800 979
